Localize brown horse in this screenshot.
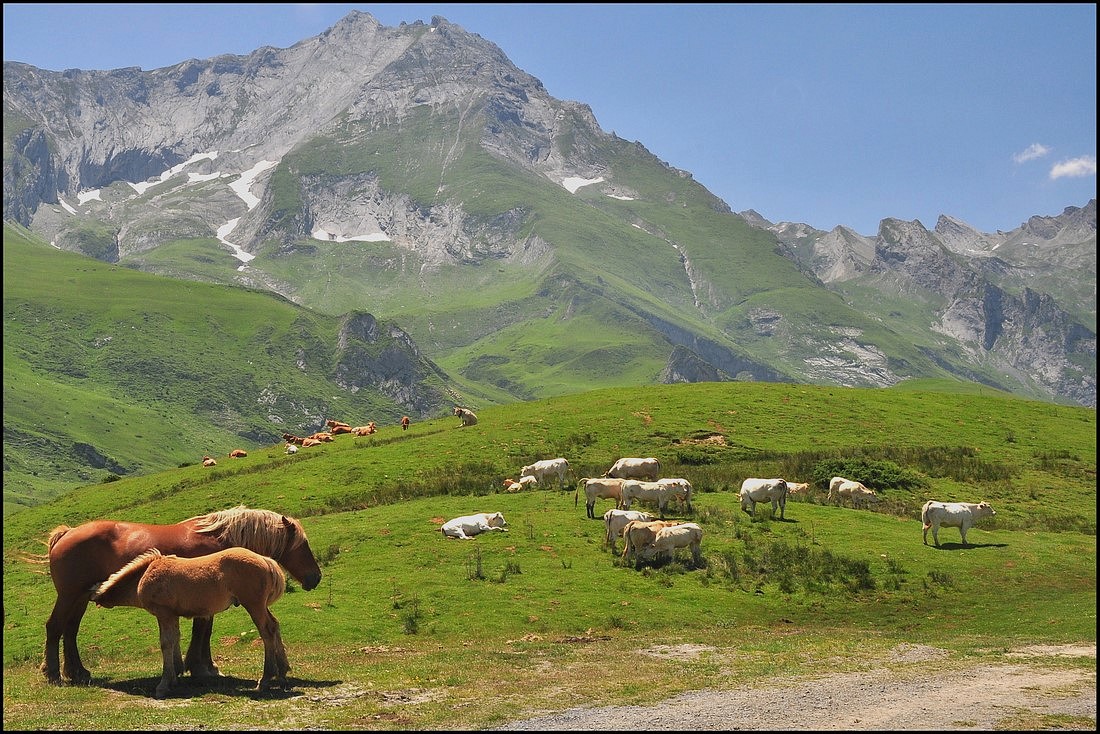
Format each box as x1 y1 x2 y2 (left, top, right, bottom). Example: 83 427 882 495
91 547 290 698
42 505 321 685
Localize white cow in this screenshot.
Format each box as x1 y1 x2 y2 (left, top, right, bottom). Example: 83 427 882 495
921 501 996 547
621 519 681 565
440 512 508 540
828 476 878 508
656 477 694 513
501 475 538 492
785 481 810 496
578 477 626 519
453 406 478 427
620 480 682 518
739 478 789 519
521 458 571 489
641 522 704 565
603 508 653 553
604 457 661 481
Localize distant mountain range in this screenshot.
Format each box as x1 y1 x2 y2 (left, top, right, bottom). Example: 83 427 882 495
3 9 1095 435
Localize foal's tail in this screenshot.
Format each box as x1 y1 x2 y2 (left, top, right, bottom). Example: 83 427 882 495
263 556 287 605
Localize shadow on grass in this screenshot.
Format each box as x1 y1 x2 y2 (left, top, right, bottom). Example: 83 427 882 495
99 674 341 699
928 542 1010 550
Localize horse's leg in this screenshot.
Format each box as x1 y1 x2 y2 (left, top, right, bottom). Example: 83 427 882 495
43 592 93 684
247 605 289 690
184 616 220 677
154 614 181 699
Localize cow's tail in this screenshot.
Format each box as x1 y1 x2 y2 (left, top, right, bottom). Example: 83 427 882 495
920 503 932 530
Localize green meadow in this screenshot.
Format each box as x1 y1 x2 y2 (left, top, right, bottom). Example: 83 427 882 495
2 382 1095 729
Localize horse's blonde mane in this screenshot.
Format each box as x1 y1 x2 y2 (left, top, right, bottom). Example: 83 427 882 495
187 505 303 558
91 548 162 600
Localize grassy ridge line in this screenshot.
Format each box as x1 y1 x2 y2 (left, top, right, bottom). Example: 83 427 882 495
2 381 1094 544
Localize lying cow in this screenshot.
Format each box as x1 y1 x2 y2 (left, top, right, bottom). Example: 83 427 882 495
604 457 661 481
577 477 626 519
922 500 996 547
603 509 653 554
739 478 789 519
453 406 478 427
440 512 508 540
641 522 704 566
502 475 539 492
521 458 571 490
785 481 811 496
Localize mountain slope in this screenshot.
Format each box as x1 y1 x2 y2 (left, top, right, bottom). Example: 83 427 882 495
2 10 1095 416
2 224 456 513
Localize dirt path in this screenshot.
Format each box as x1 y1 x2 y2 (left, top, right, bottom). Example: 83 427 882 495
494 644 1096 730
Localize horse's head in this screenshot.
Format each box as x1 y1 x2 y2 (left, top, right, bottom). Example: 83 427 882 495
279 516 322 591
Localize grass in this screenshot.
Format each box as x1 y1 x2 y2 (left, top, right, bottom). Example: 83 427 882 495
2 381 1095 729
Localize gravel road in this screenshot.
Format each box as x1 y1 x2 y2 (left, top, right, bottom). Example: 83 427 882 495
492 644 1096 731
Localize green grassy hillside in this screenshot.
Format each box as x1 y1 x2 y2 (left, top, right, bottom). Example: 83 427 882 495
3 382 1094 729
2 226 458 514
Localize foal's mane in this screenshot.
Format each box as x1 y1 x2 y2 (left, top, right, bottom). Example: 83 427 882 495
187 505 302 558
91 548 162 601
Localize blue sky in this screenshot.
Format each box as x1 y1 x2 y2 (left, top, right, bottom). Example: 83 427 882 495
3 3 1096 235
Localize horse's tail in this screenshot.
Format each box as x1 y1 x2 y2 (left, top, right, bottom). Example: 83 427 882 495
46 525 72 552
91 549 161 606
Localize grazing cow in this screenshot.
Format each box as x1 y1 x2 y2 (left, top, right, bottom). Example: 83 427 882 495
603 509 653 554
922 501 996 547
604 457 661 481
521 458 571 490
828 478 878 508
229 449 248 458
641 522 704 565
440 512 508 540
739 478 789 519
620 480 683 518
454 406 478 427
656 477 694 513
577 477 627 519
621 519 681 565
401 416 411 431
202 456 217 467
284 444 299 455
844 483 880 509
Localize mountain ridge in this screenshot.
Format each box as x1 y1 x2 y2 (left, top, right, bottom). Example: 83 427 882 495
3 11 1095 414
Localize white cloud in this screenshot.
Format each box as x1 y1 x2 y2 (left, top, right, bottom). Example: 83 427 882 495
1049 156 1097 179
1012 143 1051 163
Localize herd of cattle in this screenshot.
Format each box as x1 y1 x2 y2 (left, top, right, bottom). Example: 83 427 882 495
443 454 999 564
209 410 996 561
